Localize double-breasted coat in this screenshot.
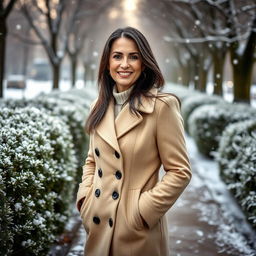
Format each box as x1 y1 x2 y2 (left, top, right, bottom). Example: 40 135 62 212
76 88 192 256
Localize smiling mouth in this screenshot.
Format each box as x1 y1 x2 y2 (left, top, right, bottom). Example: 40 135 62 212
117 72 133 78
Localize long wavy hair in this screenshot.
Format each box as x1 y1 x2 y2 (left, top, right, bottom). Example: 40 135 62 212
85 27 165 133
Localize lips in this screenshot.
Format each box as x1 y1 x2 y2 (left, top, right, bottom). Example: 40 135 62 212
117 71 133 78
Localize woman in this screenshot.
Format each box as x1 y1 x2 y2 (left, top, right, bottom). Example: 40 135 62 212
76 27 192 256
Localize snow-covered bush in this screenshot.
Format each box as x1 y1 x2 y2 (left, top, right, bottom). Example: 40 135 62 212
164 83 200 101
181 94 224 133
43 88 91 109
216 120 256 229
0 174 13 255
0 107 77 255
188 103 256 157
0 96 88 185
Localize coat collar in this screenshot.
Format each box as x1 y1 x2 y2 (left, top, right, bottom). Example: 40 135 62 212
96 87 158 150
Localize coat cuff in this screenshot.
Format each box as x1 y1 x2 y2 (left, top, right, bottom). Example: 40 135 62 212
139 191 161 229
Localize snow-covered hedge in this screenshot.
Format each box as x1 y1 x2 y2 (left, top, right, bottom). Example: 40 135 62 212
0 107 77 255
181 94 224 133
164 83 200 101
188 103 256 157
0 96 89 186
216 119 256 229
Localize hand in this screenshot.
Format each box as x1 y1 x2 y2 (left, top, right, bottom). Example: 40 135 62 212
78 197 85 212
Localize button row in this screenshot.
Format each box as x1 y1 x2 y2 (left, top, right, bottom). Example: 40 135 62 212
93 216 113 227
94 189 119 200
94 148 120 160
97 168 122 180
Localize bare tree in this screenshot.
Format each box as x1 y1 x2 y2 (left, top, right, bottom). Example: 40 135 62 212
225 0 256 103
19 0 69 90
0 0 17 98
144 0 256 102
66 0 112 87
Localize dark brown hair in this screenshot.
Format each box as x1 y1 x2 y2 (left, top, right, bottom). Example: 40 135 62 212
86 26 165 133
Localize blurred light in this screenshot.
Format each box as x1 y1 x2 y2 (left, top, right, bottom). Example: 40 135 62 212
37 0 47 12
93 51 98 57
51 9 57 19
123 0 138 11
163 36 171 42
16 24 22 30
109 8 119 19
226 81 233 88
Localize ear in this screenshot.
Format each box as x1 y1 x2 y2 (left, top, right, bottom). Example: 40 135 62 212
142 64 146 71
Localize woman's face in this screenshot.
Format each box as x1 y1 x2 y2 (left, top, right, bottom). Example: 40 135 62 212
109 37 144 92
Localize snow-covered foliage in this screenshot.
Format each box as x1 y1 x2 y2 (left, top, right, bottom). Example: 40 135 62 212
188 103 256 157
0 94 89 185
216 119 256 229
0 107 77 255
181 94 224 133
163 83 200 101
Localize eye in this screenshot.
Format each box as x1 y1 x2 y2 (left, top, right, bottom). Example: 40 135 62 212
130 55 139 60
113 54 122 60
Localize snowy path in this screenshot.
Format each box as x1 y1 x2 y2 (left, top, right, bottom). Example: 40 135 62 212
66 135 256 256
167 136 256 256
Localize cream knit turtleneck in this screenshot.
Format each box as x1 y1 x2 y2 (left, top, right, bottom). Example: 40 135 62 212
112 85 134 118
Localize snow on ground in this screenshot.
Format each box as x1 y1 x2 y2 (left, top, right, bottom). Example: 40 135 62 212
3 79 93 100
178 135 256 255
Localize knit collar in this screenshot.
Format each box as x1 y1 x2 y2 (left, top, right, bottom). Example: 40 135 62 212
112 85 134 105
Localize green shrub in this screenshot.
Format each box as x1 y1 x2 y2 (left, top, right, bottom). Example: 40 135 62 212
0 96 88 187
216 119 256 228
0 107 77 255
181 94 224 133
188 103 256 157
0 174 13 255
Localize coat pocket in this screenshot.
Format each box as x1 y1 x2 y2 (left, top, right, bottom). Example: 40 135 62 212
127 189 146 231
80 184 94 233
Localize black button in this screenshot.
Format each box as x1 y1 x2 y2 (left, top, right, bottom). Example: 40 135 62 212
115 170 122 180
95 189 101 198
112 191 119 200
114 151 120 159
109 218 113 227
93 216 100 224
98 168 103 178
95 148 100 157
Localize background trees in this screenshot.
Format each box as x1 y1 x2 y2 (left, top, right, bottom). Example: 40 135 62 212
0 0 17 98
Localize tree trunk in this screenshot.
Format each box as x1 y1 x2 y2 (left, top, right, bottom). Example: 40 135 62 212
198 67 207 92
231 16 256 103
180 65 190 87
0 18 7 98
193 62 200 90
233 58 253 103
83 63 90 86
22 28 30 77
52 62 60 90
71 56 77 87
212 53 225 96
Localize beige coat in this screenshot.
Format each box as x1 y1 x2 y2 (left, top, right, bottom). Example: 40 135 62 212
76 88 192 256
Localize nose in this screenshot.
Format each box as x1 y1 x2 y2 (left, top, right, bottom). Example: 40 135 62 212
120 57 129 69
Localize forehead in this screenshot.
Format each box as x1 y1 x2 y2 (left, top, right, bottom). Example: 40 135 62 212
110 37 139 53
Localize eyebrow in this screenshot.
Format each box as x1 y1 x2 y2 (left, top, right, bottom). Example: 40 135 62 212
112 51 140 55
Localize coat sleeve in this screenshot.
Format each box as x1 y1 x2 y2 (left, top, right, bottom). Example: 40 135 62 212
139 95 192 229
76 100 97 212
76 135 95 211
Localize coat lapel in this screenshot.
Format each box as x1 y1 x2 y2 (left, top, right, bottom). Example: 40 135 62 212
115 88 158 139
96 98 120 152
